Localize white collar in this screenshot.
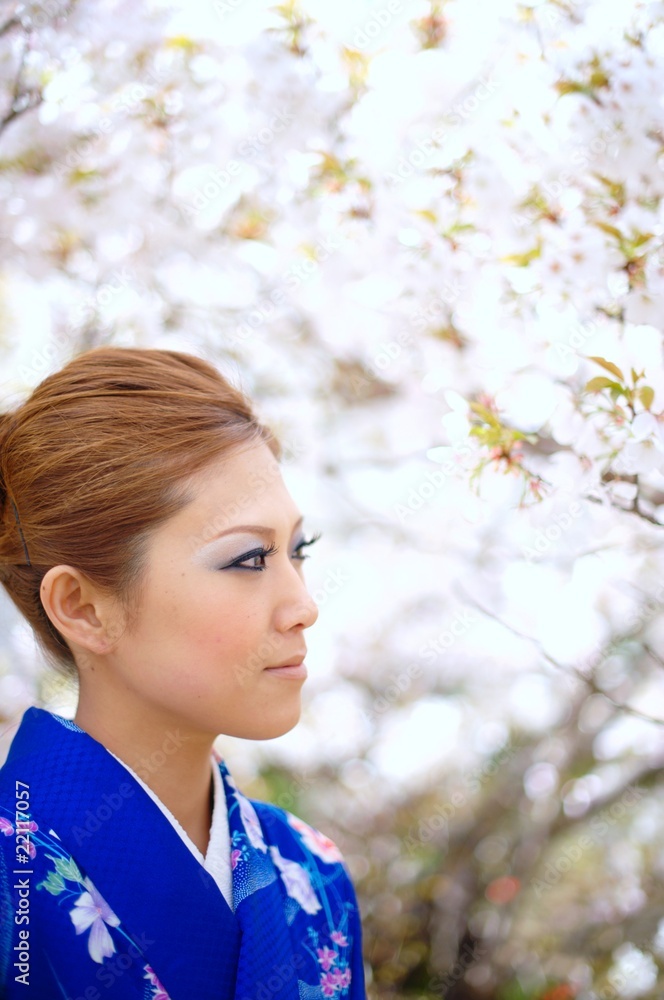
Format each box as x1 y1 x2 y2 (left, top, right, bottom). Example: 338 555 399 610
106 748 234 910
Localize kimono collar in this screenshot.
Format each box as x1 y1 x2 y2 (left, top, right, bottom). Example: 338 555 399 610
0 706 242 999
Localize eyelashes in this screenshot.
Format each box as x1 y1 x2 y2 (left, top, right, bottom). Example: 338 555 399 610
293 530 323 559
225 531 323 572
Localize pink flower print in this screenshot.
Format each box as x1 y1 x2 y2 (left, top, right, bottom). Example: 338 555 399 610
287 815 344 863
0 818 13 836
321 971 340 996
144 963 172 1000
317 946 338 971
231 848 242 870
69 877 120 963
334 967 352 988
330 930 348 946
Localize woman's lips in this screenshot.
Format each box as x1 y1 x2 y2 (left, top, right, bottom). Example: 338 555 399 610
263 662 307 679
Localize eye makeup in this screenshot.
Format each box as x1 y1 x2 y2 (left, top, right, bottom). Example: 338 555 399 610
222 531 322 572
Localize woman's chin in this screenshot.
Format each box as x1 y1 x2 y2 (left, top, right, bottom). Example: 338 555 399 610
226 705 302 742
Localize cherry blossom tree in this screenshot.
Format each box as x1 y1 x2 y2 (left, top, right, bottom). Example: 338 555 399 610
1 0 664 995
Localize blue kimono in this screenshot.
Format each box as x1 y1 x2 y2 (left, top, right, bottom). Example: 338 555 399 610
0 707 366 999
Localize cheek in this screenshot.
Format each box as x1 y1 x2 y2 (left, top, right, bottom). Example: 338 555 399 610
176 588 260 655
141 570 264 657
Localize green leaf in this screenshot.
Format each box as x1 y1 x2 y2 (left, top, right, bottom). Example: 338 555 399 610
587 356 625 381
639 386 654 410
584 376 624 394
511 431 538 444
631 231 655 249
593 221 624 242
50 854 84 884
165 35 199 52
36 871 66 896
469 401 501 426
555 80 586 96
499 245 541 266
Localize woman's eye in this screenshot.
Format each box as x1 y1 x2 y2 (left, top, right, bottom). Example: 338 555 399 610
226 531 322 572
292 530 322 560
232 543 278 571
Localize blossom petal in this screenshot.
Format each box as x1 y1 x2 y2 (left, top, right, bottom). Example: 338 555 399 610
84 877 120 927
70 892 99 934
87 916 117 963
269 845 322 914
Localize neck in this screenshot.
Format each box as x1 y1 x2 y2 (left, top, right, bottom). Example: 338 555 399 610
73 692 216 857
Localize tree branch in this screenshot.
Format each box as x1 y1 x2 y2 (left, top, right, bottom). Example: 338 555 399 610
0 22 42 140
454 584 664 727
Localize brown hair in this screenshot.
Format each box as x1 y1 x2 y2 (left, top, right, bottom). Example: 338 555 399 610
0 346 282 679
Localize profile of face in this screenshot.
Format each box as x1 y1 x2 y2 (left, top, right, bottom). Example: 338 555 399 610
41 441 320 742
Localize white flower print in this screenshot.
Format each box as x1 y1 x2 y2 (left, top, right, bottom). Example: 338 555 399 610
236 794 268 854
226 774 268 853
69 876 121 963
269 845 322 915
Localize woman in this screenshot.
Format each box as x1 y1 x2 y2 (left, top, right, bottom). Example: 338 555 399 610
0 347 366 999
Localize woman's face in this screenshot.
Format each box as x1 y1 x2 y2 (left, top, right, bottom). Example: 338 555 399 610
87 440 320 741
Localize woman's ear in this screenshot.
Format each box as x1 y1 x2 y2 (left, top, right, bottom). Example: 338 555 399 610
39 566 125 657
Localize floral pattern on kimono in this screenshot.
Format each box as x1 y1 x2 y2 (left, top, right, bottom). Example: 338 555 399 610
220 759 362 998
0 707 366 1000
0 806 173 998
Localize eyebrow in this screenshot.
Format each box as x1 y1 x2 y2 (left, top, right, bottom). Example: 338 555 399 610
211 515 304 541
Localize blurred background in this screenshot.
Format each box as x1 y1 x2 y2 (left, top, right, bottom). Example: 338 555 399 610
1 0 664 995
